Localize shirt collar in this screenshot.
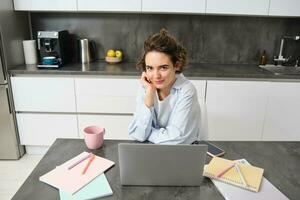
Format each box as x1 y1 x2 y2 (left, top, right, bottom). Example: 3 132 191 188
172 73 187 90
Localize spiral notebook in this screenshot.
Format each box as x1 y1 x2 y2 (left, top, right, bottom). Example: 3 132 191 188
211 159 289 200
203 157 264 192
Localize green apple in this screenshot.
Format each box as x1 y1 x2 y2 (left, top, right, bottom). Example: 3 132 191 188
115 50 122 58
107 49 115 57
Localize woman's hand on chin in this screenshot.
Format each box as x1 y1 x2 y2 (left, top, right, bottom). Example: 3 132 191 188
140 72 156 92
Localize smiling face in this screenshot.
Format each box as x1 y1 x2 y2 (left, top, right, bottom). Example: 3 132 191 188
145 51 179 91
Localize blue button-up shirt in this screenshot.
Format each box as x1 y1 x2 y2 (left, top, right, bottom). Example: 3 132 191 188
128 73 201 144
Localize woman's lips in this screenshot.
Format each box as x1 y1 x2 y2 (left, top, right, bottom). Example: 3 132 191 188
155 80 164 84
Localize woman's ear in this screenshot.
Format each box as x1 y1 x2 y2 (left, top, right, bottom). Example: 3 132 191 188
174 62 181 71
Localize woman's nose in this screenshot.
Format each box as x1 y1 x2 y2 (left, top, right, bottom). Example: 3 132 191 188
154 70 161 78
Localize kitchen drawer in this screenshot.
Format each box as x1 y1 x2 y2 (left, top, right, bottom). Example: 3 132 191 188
75 78 139 114
77 114 134 140
11 77 76 112
16 113 78 145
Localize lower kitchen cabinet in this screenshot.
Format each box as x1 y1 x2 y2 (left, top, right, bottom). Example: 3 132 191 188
11 76 76 112
75 77 139 114
206 80 269 140
77 114 133 140
16 113 78 146
262 82 300 141
191 80 208 140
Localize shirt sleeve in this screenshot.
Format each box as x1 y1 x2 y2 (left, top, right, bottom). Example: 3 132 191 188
148 85 200 144
128 86 157 142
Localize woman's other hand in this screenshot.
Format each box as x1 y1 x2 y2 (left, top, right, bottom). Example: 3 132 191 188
140 72 156 108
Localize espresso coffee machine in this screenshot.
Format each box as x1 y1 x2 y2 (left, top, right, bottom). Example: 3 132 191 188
37 30 71 68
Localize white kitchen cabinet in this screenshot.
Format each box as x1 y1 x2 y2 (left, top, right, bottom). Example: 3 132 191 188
13 0 77 11
206 0 270 16
11 77 76 112
262 82 300 141
269 0 300 16
142 0 206 14
206 80 269 140
77 114 133 140
16 113 78 145
77 0 141 12
190 80 208 140
75 77 139 114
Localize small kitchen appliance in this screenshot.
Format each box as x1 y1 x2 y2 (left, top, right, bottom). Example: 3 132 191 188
37 30 71 68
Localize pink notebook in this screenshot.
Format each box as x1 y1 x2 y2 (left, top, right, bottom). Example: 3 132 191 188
39 152 115 194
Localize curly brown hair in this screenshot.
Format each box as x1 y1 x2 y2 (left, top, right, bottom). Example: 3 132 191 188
137 28 187 73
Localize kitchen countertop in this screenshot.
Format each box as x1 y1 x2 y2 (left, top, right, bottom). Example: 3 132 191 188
12 139 300 200
8 61 300 81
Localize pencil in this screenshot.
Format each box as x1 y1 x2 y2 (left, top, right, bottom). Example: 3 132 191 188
234 163 248 187
68 153 92 170
216 162 235 178
82 154 96 175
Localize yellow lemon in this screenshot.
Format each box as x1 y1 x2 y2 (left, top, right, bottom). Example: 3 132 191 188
107 49 116 57
115 50 122 58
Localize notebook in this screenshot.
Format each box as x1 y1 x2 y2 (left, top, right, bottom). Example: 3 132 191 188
59 173 113 200
40 152 115 194
211 159 289 200
203 157 264 192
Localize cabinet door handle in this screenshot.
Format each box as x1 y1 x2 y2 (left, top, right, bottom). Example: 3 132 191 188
6 87 12 114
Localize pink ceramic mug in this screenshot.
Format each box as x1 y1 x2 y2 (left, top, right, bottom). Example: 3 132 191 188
83 126 105 149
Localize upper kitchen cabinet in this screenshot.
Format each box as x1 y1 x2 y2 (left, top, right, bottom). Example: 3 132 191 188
13 0 77 11
269 0 300 17
206 0 269 16
142 0 206 14
77 0 141 12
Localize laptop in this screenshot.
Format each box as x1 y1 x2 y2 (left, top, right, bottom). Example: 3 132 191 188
118 143 207 186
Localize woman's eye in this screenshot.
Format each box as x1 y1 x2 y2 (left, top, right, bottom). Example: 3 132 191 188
146 67 152 71
161 66 168 70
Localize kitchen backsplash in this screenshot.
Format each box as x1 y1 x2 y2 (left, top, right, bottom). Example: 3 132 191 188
31 13 300 65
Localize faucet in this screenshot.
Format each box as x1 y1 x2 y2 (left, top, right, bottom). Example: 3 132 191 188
274 36 300 65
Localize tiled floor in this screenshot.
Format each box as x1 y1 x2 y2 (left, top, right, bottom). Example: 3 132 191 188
0 154 43 200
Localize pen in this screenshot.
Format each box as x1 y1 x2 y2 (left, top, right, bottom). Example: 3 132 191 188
68 153 92 170
234 164 248 187
82 154 96 175
216 162 235 178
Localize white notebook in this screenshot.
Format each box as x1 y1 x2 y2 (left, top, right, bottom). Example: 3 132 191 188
212 159 289 200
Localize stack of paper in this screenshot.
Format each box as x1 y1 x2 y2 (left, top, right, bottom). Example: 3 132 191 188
39 152 115 198
59 173 113 200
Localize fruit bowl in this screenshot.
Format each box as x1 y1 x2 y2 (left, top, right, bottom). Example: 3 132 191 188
105 56 122 64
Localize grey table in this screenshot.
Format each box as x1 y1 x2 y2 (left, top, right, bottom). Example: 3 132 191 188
12 139 300 200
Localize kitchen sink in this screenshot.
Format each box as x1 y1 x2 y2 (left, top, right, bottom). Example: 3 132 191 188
259 64 300 75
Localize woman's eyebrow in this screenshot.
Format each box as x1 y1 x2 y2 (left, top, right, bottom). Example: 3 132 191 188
146 64 169 68
159 64 169 67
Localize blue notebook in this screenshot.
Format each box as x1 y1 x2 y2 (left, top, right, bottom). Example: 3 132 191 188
59 174 113 200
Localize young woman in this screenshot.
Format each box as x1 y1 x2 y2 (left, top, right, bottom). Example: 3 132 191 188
128 29 201 144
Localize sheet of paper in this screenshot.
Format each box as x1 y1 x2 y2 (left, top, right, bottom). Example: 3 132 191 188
40 152 115 194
